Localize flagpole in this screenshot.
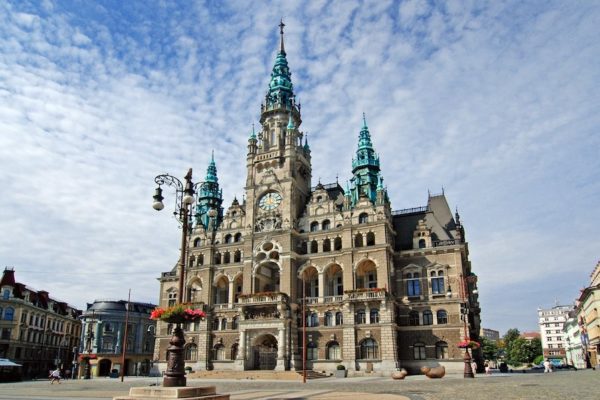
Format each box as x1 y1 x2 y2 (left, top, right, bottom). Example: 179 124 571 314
120 289 131 382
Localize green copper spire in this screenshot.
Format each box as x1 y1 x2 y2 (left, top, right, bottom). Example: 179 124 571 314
287 113 295 130
249 123 257 140
196 152 224 230
349 115 383 207
265 21 295 110
205 151 218 183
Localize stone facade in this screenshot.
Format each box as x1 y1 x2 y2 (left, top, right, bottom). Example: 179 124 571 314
79 300 156 377
154 25 481 376
0 268 81 379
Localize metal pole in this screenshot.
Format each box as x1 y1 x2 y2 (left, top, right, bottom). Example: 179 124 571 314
120 289 131 382
178 203 189 304
302 274 307 384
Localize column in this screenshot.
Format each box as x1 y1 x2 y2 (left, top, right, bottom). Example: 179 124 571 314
228 281 234 308
277 329 284 358
318 272 324 303
238 330 246 360
366 305 371 324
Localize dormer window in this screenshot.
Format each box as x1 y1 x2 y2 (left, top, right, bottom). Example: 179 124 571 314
2 289 10 300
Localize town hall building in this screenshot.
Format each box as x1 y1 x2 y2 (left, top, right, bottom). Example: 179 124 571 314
154 24 481 376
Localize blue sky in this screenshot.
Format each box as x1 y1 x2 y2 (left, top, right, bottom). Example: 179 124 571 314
0 0 598 335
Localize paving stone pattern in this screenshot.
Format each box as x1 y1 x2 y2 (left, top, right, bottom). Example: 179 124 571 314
0 371 596 400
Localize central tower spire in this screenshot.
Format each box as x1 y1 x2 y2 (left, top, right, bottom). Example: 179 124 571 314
279 19 285 53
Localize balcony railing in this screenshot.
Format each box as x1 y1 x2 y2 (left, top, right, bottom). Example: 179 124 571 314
344 289 387 301
304 297 319 304
323 296 344 303
237 292 289 305
392 206 428 216
433 239 458 247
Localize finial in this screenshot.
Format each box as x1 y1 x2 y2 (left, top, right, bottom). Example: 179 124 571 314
362 112 367 128
211 150 214 162
336 173 339 184
279 19 285 53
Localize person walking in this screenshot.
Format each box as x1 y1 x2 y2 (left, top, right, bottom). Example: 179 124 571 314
543 359 552 373
484 361 491 375
49 368 61 384
471 360 478 375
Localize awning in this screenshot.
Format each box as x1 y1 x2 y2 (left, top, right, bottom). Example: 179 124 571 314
0 359 22 367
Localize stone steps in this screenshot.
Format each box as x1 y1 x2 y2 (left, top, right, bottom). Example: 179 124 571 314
113 386 230 400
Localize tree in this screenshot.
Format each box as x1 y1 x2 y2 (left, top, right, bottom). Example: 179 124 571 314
503 328 522 366
481 337 499 360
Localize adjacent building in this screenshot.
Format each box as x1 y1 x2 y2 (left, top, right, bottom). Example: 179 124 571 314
155 24 481 376
563 311 586 369
0 268 81 379
481 328 500 342
79 300 156 377
537 304 572 364
575 261 600 368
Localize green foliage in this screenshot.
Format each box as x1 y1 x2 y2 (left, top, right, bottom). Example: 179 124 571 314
481 337 499 360
533 355 544 365
506 336 543 366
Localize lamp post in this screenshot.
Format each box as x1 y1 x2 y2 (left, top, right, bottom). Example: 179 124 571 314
152 169 199 387
458 273 478 378
83 311 96 379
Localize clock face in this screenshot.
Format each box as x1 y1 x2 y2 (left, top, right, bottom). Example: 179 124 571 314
259 192 283 211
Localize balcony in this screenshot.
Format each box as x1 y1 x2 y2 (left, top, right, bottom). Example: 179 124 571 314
323 296 344 303
344 288 387 301
237 292 289 305
433 239 458 247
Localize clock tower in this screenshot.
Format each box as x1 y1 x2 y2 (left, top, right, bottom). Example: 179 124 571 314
245 21 311 234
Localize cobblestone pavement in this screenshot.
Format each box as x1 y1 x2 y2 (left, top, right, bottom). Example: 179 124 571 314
0 371 596 400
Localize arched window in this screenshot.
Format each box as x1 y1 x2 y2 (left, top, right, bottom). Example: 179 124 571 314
406 272 421 296
366 232 375 246
232 316 239 330
231 343 239 360
334 237 342 251
370 309 379 324
310 221 319 232
185 343 198 361
193 238 201 247
354 233 363 248
4 307 15 321
322 220 330 230
355 309 366 324
409 311 419 326
358 213 369 224
423 310 433 325
310 240 318 253
220 318 227 330
300 241 308 255
418 239 426 249
436 341 448 359
233 250 241 263
214 252 221 265
308 312 319 327
327 341 340 360
413 342 426 360
335 312 343 326
431 270 444 294
223 251 231 264
213 344 225 360
322 238 331 252
359 338 378 360
437 310 448 324
212 318 219 330
307 342 318 360
234 232 242 242
324 312 333 326
224 234 232 244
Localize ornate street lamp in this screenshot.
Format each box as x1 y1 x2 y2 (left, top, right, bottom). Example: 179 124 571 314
152 169 200 387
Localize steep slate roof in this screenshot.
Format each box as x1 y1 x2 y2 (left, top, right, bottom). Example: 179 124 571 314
392 193 458 251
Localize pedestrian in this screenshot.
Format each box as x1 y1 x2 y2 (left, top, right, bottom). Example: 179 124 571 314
471 360 477 375
484 361 491 375
543 359 552 373
49 368 61 384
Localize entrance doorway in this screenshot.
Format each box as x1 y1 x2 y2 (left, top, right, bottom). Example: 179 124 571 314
252 334 277 370
98 359 112 376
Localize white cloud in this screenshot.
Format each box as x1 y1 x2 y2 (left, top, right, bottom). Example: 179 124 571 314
0 0 598 334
